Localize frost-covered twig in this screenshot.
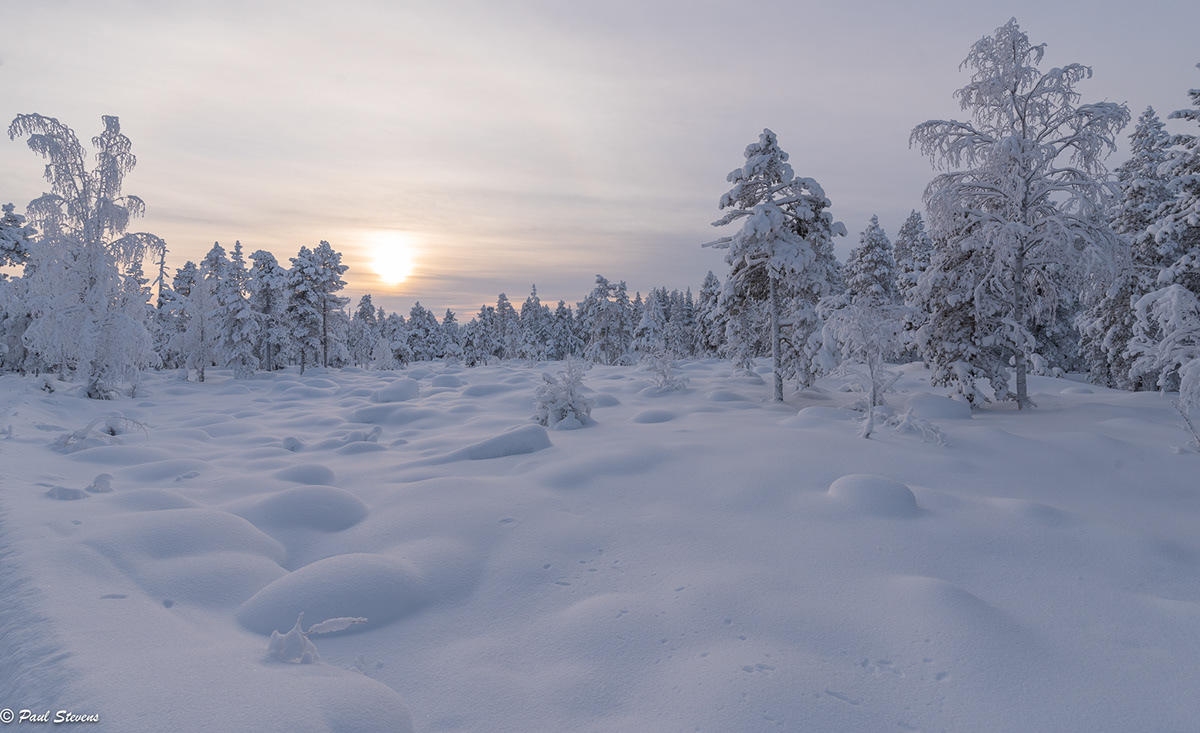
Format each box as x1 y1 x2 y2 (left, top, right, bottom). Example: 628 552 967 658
53 416 149 453
267 612 368 664
1173 401 1200 453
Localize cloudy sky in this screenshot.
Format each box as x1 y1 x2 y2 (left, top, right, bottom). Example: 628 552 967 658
3 0 1198 315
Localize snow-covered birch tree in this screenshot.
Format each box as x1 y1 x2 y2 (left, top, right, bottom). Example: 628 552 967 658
8 114 165 397
910 19 1129 407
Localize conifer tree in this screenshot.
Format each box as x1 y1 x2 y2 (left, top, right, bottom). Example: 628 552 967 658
705 129 846 399
845 216 898 307
248 250 289 372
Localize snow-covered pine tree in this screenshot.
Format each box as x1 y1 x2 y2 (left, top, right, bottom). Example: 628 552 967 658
705 128 846 400
494 293 520 361
894 210 933 305
0 203 33 276
845 216 899 307
463 305 499 366
381 310 411 367
892 210 934 361
285 242 349 372
694 271 724 357
212 241 259 378
666 288 697 357
248 250 290 372
407 302 443 362
633 289 668 358
578 275 633 366
441 309 463 364
171 260 220 382
348 295 379 367
1149 64 1200 273
550 300 581 361
518 285 551 364
8 114 165 397
910 19 1129 407
1078 107 1174 389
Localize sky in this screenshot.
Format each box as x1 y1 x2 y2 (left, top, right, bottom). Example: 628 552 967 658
2 0 1198 316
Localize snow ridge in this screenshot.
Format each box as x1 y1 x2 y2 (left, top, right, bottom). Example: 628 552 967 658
0 506 80 708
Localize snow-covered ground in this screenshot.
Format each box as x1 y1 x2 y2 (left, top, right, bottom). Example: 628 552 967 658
2 361 1198 732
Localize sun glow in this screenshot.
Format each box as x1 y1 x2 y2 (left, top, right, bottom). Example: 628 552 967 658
369 231 417 286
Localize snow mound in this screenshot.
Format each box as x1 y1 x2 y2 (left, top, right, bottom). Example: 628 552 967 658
424 425 552 464
85 509 286 563
239 486 369 531
1061 386 1095 395
274 463 336 485
705 390 749 402
593 393 620 407
430 374 463 388
462 382 518 397
350 405 439 426
988 498 1081 527
905 394 972 420
236 553 428 635
107 488 202 511
305 674 415 733
64 445 174 465
336 442 388 455
782 405 857 428
632 409 676 424
882 575 1037 660
395 536 483 603
371 378 420 403
119 458 209 482
133 551 288 608
827 474 921 517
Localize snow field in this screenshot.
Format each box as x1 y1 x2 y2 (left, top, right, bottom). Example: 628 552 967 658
1 361 1199 732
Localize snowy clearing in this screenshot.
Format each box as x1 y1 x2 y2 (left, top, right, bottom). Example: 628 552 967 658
2 361 1198 732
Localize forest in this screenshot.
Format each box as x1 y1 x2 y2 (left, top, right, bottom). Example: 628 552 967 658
0 19 1197 416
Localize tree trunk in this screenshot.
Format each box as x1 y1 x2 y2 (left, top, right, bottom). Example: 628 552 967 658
769 276 783 402
1013 247 1027 409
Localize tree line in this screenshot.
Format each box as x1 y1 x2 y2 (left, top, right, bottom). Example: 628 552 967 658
2 19 1199 414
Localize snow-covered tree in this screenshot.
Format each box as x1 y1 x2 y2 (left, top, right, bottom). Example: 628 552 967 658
633 289 668 357
694 271 725 357
813 295 906 438
894 210 934 304
248 250 290 372
1078 107 1175 389
518 285 552 364
407 301 443 362
549 300 581 361
0 203 34 275
170 260 219 382
705 128 846 399
463 305 498 367
1129 280 1200 410
1149 64 1200 269
285 242 349 372
845 215 898 307
8 114 165 397
348 295 379 367
578 275 633 366
212 241 259 378
441 309 463 364
910 19 1129 407
533 358 594 429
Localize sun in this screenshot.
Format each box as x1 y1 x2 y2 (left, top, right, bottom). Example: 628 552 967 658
369 231 417 286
